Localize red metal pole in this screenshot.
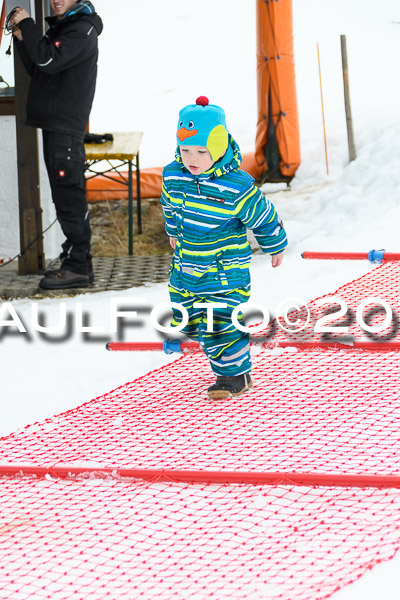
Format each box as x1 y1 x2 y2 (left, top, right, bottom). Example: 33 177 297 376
302 251 400 261
106 340 400 353
303 251 368 260
1 463 400 489
106 341 201 353
382 253 400 260
275 340 400 352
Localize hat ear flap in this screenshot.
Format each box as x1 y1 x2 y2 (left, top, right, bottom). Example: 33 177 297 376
207 125 228 162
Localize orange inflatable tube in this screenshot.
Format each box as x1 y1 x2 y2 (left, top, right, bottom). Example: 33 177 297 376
0 1 6 48
87 0 300 202
86 167 163 202
256 0 300 182
85 154 264 202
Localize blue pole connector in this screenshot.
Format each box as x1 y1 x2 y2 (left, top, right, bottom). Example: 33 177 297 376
368 249 385 264
162 339 183 354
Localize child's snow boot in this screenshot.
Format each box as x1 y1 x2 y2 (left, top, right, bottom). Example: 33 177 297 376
207 373 253 400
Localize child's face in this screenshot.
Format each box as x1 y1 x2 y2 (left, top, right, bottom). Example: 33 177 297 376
180 145 214 175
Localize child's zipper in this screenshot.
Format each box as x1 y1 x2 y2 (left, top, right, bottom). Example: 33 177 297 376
195 177 225 203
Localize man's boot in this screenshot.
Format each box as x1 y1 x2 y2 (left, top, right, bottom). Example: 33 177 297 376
44 267 95 284
39 269 90 290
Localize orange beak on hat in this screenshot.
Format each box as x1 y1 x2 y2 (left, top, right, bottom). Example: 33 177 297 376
177 127 198 142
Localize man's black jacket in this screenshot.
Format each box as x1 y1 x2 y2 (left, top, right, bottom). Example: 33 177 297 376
16 9 103 137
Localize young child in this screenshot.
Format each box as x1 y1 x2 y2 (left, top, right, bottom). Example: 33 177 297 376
161 96 287 400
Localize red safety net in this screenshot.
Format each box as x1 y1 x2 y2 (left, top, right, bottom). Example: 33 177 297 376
251 260 400 347
1 262 400 599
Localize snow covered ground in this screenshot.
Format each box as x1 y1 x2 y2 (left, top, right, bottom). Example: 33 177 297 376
1 0 400 598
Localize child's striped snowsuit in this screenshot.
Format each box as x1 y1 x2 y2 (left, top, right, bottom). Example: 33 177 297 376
161 136 288 376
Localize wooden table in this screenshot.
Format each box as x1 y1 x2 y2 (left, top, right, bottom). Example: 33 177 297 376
85 131 144 255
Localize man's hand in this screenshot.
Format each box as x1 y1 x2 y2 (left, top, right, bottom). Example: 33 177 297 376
9 7 30 27
169 237 177 250
271 251 284 268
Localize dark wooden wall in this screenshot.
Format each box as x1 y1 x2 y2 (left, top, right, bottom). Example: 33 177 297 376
1 0 46 273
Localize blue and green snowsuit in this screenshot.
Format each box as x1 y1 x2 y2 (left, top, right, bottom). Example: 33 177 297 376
161 136 288 376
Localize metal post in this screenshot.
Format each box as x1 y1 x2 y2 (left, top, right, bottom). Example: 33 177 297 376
136 151 142 234
128 159 133 255
340 35 356 162
43 0 51 20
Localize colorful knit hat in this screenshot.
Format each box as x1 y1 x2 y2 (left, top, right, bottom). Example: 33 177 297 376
176 96 228 162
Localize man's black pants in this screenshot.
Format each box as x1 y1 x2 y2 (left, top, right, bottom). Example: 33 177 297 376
42 130 92 276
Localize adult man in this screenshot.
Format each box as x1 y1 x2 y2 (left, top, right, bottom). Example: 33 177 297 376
11 0 103 289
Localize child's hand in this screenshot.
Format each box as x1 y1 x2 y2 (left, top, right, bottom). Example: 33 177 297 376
271 251 284 268
169 237 177 250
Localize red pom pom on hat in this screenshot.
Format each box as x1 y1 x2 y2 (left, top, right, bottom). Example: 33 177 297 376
196 96 209 106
